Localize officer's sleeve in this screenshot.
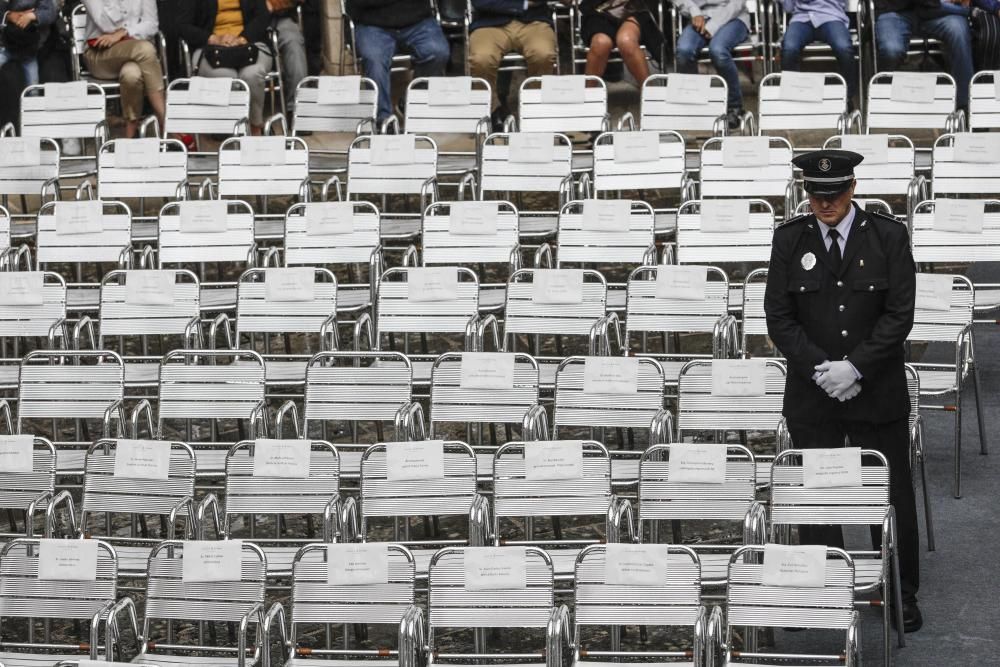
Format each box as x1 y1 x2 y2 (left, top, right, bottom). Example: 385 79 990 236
846 225 916 378
764 230 829 381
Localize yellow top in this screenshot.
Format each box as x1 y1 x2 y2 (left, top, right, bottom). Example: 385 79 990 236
214 0 245 37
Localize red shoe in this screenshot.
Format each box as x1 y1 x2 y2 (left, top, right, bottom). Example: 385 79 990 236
177 133 196 150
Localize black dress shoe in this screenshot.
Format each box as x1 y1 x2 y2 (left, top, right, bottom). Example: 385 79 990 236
490 105 512 133
891 601 923 633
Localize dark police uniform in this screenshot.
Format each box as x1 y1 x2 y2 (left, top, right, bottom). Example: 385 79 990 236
764 150 920 610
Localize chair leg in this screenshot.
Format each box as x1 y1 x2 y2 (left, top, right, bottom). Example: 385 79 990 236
920 446 935 552
953 398 962 499
882 585 891 667
891 544 906 649
971 361 988 456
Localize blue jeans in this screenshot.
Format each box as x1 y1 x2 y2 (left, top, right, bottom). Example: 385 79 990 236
675 20 750 109
355 17 450 121
782 20 858 100
0 46 39 86
875 11 973 107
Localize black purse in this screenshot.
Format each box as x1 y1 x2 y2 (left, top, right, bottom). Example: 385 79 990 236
594 0 646 22
201 42 259 70
3 21 41 58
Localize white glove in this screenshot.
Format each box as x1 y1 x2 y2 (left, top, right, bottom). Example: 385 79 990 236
814 360 858 398
834 381 862 402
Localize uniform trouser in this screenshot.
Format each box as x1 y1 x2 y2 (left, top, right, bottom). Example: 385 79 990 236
786 416 919 603
84 39 164 121
469 20 557 111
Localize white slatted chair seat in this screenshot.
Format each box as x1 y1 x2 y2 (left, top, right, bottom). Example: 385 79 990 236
164 77 251 137
519 75 610 134
969 70 1000 131
98 138 187 200
0 136 59 197
377 267 480 338
640 74 728 134
823 134 919 200
757 72 849 136
866 72 962 135
557 199 656 268
699 137 795 206
0 437 56 522
405 76 491 175
932 133 1000 197
0 271 67 341
21 82 105 178
294 75 377 135
218 136 310 198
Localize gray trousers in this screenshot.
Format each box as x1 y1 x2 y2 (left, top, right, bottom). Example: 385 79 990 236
194 42 274 126
273 16 307 111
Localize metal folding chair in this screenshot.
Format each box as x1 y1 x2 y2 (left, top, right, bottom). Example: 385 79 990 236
757 72 858 144
698 136 796 218
969 70 1000 131
0 271 68 389
518 75 610 175
0 135 60 237
0 436 59 543
931 132 1000 199
20 82 107 183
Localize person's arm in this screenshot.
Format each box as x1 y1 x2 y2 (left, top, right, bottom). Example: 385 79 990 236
704 0 747 31
764 230 831 382
677 0 704 18
82 0 120 33
780 0 797 14
845 224 916 377
472 0 528 17
972 0 1000 12
176 0 212 49
124 0 159 39
32 0 58 26
241 0 271 44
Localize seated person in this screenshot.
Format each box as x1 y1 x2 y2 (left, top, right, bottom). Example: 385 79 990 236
268 0 307 113
874 0 974 110
780 0 858 105
580 0 663 84
674 0 750 129
938 0 1000 71
469 0 570 128
0 0 56 85
345 0 450 124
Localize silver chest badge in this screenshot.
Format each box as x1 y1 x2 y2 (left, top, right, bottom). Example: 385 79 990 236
801 252 817 271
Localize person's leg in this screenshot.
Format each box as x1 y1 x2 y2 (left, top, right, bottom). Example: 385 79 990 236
919 14 974 108
398 16 451 78
584 32 614 77
468 25 511 110
0 47 10 69
237 45 275 132
785 418 849 550
353 23 398 121
275 16 308 111
817 20 858 101
20 57 39 86
674 24 706 74
127 39 166 134
780 20 815 72
86 40 165 137
514 20 558 78
874 10 913 71
707 18 750 109
615 18 649 82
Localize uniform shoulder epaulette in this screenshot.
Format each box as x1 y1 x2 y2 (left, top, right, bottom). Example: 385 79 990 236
868 209 905 226
774 212 810 230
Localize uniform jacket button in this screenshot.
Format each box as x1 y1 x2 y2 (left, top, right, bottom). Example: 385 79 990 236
839 304 845 312
837 280 844 287
800 286 805 292
869 285 874 291
841 329 848 337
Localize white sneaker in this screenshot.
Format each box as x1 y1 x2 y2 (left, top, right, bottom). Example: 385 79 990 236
61 138 81 156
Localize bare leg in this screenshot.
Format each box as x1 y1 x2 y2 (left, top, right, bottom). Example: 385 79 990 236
616 18 649 82
584 32 614 77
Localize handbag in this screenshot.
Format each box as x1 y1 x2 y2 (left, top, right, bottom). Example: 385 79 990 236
594 0 646 22
201 42 259 70
3 21 41 58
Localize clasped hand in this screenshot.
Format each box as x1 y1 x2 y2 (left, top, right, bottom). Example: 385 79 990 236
814 360 860 402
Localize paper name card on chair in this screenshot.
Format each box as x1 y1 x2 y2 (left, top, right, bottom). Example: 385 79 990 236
54 200 103 235
0 137 41 167
240 136 288 166
252 438 311 478
540 75 587 104
721 136 770 168
428 76 472 106
449 200 499 236
524 440 584 480
762 544 827 588
125 270 177 306
317 75 361 105
508 132 555 163
327 543 389 585
460 351 516 390
532 268 584 304
933 198 985 234
188 76 233 106
0 271 44 306
305 201 355 236
265 267 316 302
182 540 243 582
711 359 766 396
700 198 750 233
179 200 229 233
777 71 825 103
655 265 707 301
114 138 161 168
42 80 88 110
385 440 445 480
613 131 660 163
953 132 1000 164
583 356 639 394
839 134 889 165
0 434 34 473
915 273 953 311
668 443 727 484
604 543 669 586
113 439 171 479
665 73 712 105
802 447 862 488
369 134 416 165
464 546 527 590
889 72 936 104
408 267 459 301
582 199 631 232
38 538 98 581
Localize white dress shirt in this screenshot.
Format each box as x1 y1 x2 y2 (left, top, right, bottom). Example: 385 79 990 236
819 203 855 254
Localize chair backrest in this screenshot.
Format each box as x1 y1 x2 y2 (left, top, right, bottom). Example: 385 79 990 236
293 75 378 134
625 265 730 340
157 199 256 266
640 74 728 133
405 76 492 135
421 200 520 267
675 198 775 264
740 268 770 347
0 136 60 196
932 133 1000 197
218 135 309 197
518 75 609 133
910 199 1000 264
907 273 974 343
0 270 67 340
235 267 337 336
592 130 687 194
284 200 382 267
757 72 848 134
0 436 56 517
676 359 786 435
98 138 187 199
303 351 414 430
866 71 957 133
503 268 608 339
346 134 438 196
36 200 132 267
699 136 794 201
553 356 666 431
0 204 9 261
164 77 251 136
429 352 540 433
969 70 1000 131
556 199 656 266
97 269 202 343
823 134 916 199
376 267 480 337
17 350 124 428
479 132 573 196
21 82 106 141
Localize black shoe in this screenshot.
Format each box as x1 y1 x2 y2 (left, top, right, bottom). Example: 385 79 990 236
726 107 744 131
891 601 923 633
490 105 511 133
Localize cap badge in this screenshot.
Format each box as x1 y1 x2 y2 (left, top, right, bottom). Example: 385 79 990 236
818 158 832 172
801 252 817 271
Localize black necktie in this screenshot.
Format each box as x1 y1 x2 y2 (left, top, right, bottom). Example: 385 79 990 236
828 228 842 273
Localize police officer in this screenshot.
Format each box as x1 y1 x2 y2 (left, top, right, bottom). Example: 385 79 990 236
764 149 922 632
